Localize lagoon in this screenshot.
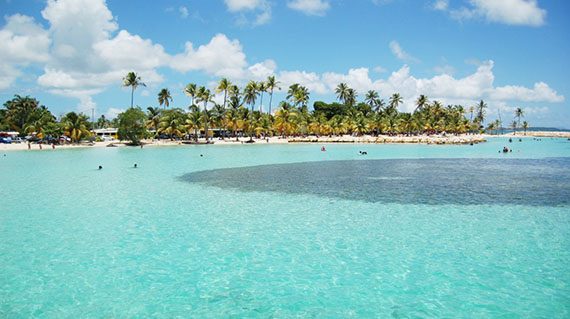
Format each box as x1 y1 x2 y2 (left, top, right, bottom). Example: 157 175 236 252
1 137 569 317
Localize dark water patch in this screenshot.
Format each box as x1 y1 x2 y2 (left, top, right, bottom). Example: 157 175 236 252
180 158 570 206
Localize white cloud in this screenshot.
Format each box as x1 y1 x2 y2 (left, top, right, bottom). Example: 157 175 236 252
170 34 247 78
225 0 265 11
274 60 563 113
248 59 277 80
104 107 125 119
373 66 387 73
287 0 331 16
433 0 448 11
93 30 168 71
224 0 271 25
490 82 564 103
0 14 50 89
445 0 546 27
179 6 189 19
278 70 327 94
389 41 419 63
433 64 455 75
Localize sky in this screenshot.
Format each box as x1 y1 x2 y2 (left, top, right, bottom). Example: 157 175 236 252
0 0 569 128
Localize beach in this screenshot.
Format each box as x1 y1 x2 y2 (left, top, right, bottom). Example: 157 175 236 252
1 133 493 152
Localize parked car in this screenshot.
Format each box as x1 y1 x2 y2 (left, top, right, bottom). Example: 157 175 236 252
0 137 12 144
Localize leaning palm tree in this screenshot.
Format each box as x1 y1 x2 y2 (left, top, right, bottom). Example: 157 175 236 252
158 88 172 109
216 78 231 109
415 94 428 112
266 75 280 115
184 83 197 107
123 72 146 108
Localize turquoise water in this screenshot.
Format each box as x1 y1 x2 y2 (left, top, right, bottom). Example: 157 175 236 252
1 137 569 317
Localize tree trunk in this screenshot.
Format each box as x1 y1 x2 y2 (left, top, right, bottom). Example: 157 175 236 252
269 90 273 115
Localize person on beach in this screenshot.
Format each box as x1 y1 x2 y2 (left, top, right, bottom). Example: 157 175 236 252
27 142 31 150
52 144 55 149
39 143 42 150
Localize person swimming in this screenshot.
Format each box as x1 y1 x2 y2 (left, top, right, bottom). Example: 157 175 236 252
321 146 326 151
98 165 103 170
134 163 138 168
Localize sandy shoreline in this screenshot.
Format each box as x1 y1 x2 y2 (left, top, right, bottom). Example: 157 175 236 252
503 131 570 138
1 132 567 152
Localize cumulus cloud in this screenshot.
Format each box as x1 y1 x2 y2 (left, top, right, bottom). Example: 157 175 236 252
389 41 419 63
170 34 248 78
442 0 546 27
248 59 277 80
274 60 563 113
0 14 51 89
491 82 564 103
287 0 331 16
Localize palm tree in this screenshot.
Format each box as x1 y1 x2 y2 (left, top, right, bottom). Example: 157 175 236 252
258 81 267 113
243 81 259 112
293 85 310 108
515 107 524 134
158 110 185 139
158 88 172 109
266 75 280 115
62 112 91 143
365 90 379 108
335 83 349 105
216 78 231 109
510 120 518 133
184 83 197 107
415 94 428 112
211 104 227 138
287 84 300 103
389 93 402 110
196 86 213 141
185 109 202 142
522 121 529 135
146 107 162 137
123 72 146 108
475 100 487 126
345 88 357 107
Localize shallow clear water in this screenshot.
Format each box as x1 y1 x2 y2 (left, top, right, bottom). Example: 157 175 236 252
1 137 569 317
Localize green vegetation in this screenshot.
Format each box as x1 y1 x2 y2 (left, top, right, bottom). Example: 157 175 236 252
2 73 529 144
117 107 148 145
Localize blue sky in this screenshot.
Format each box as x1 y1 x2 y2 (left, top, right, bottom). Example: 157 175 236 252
1 0 569 128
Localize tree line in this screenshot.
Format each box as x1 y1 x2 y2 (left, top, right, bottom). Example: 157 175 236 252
0 72 529 144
